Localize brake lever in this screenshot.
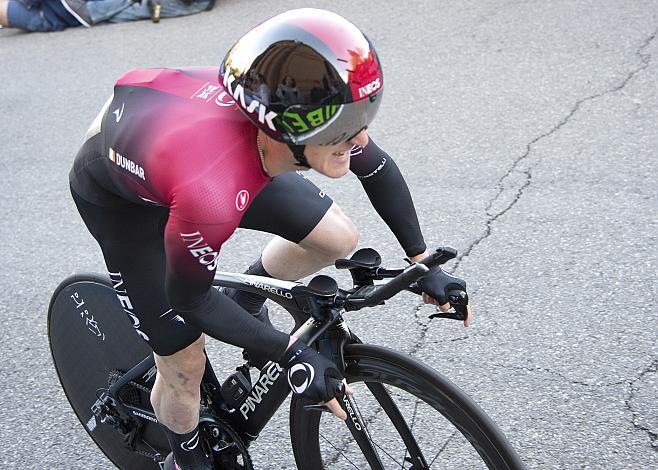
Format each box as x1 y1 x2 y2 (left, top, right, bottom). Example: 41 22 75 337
447 289 468 305
428 308 467 321
427 290 469 321
303 404 332 413
301 381 347 414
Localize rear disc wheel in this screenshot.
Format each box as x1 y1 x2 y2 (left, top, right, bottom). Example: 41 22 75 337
48 273 168 469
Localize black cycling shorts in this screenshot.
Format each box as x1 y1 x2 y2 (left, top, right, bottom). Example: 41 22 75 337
71 168 333 356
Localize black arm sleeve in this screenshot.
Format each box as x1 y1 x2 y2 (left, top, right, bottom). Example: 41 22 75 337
171 287 290 362
349 138 427 257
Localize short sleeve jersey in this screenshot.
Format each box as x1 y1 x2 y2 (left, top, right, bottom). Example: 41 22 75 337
70 67 271 309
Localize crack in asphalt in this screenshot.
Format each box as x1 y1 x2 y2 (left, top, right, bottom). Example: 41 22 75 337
407 303 496 357
488 358 658 448
491 362 626 388
453 27 656 271
626 359 658 448
405 26 656 353
481 359 658 450
331 28 657 466
397 29 658 457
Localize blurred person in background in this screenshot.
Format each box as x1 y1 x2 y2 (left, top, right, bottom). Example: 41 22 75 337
0 0 213 32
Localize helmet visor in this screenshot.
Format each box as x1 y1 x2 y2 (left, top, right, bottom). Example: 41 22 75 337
277 92 382 146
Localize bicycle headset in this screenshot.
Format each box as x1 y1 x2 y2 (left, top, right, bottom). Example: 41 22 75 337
218 8 384 167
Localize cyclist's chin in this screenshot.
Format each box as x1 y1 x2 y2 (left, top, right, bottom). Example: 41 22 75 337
306 147 351 178
318 162 350 179
324 154 352 178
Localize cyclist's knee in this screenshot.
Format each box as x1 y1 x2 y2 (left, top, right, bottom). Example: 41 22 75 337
154 334 206 389
301 204 358 260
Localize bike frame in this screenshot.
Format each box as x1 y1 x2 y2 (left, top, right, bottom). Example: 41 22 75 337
59 247 517 469
104 272 355 443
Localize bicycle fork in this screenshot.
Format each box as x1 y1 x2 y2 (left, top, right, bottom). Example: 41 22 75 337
228 312 356 440
228 314 330 439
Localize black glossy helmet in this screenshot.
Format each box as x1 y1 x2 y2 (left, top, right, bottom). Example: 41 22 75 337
219 8 383 163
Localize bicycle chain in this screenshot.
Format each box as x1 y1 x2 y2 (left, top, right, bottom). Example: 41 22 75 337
128 380 152 394
108 369 152 394
134 448 163 462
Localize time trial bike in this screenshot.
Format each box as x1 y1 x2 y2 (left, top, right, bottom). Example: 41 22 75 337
48 246 526 469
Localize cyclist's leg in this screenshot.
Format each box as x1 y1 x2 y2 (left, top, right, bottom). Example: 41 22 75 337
151 335 206 432
234 172 357 323
262 203 357 279
240 171 358 280
70 188 210 468
151 337 212 470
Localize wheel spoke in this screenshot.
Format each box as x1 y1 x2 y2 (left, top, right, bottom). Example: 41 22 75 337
402 399 421 468
319 432 362 469
428 430 458 468
370 438 406 467
365 382 429 468
290 344 525 470
350 394 406 468
317 391 408 469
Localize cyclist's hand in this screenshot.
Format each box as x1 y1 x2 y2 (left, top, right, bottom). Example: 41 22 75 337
413 254 472 326
280 338 350 420
324 379 353 419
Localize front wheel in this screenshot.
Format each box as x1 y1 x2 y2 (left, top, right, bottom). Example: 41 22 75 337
289 344 525 469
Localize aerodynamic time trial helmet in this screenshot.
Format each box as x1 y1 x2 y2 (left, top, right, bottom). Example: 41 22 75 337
219 8 384 163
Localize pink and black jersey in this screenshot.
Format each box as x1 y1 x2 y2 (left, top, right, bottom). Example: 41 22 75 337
70 67 271 310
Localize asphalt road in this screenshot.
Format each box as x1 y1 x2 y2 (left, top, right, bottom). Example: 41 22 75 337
1 0 656 468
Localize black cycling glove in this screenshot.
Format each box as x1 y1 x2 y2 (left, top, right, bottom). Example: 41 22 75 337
417 267 467 306
279 339 344 403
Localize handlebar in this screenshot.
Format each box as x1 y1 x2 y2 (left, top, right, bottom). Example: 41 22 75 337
416 246 459 270
360 262 429 306
341 246 468 321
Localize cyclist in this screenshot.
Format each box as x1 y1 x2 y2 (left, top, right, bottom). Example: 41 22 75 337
69 8 471 470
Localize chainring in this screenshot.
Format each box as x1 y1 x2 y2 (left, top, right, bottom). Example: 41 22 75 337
199 414 253 470
108 369 142 406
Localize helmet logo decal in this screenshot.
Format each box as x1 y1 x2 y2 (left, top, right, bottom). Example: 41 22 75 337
281 105 340 135
235 190 250 211
348 49 383 102
358 78 381 98
222 70 277 131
